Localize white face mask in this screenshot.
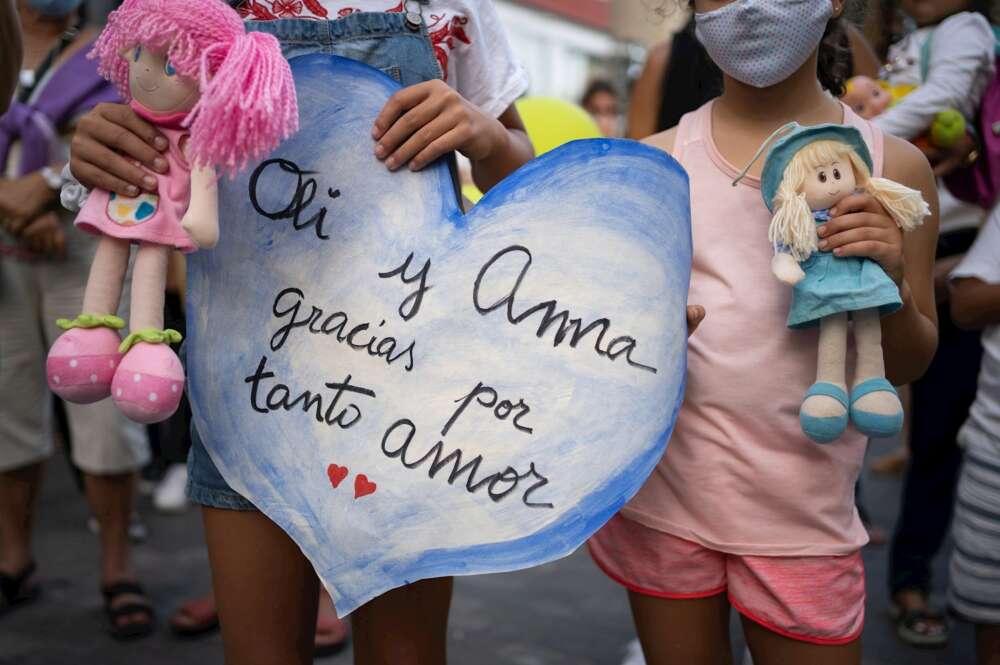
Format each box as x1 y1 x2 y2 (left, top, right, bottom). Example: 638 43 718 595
695 0 833 89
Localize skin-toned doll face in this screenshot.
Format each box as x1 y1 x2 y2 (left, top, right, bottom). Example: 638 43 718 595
901 0 973 27
801 158 857 211
843 76 892 119
127 45 199 114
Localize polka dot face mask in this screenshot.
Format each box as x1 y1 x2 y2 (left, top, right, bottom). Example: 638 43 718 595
695 0 834 89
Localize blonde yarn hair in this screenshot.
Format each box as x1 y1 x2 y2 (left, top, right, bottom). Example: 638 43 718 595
770 140 930 260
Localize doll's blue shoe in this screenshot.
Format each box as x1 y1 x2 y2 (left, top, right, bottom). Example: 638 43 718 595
850 378 904 439
800 382 850 444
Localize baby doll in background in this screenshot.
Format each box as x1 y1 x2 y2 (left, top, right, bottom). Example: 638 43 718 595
843 75 966 150
46 0 298 424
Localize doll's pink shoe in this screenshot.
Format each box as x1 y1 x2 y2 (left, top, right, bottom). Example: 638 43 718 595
111 330 184 424
46 315 125 403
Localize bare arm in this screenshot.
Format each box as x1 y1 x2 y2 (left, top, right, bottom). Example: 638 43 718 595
0 0 22 114
468 103 534 193
951 277 1000 329
627 41 671 140
879 134 940 384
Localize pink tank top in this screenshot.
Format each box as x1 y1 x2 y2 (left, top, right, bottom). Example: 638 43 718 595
621 101 884 556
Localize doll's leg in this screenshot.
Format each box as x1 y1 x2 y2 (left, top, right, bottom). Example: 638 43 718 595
110 243 184 424
800 313 850 443
850 308 904 438
46 236 131 403
82 236 130 315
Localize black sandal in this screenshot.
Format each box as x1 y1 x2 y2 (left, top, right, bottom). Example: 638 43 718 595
890 603 949 648
0 561 40 615
101 581 155 641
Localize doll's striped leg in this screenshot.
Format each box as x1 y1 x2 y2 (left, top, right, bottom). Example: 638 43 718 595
111 242 184 424
46 236 131 403
849 308 904 438
800 313 850 443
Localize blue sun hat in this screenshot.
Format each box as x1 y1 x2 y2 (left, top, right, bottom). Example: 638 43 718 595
736 122 873 212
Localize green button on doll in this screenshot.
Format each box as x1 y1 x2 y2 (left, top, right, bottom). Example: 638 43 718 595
757 124 931 444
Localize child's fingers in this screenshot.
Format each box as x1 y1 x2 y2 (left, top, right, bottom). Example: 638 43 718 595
686 305 705 336
819 225 897 251
829 240 895 260
372 83 433 140
71 156 143 198
72 135 154 194
409 127 467 171
375 99 445 164
384 114 454 171
818 211 895 237
79 103 168 170
828 191 882 217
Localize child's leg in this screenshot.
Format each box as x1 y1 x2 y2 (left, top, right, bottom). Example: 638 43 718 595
352 577 453 664
202 507 320 665
128 242 169 331
801 312 849 418
977 624 1000 665
851 307 902 415
742 617 860 665
628 592 733 665
82 235 130 315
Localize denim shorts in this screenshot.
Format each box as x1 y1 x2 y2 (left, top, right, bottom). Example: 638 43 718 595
186 10 442 511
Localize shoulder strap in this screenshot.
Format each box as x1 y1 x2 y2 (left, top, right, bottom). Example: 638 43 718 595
919 30 933 83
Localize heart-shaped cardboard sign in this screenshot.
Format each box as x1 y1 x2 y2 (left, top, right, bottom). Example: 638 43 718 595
187 54 691 615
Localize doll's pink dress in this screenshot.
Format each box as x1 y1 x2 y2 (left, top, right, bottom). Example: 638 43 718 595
74 100 197 253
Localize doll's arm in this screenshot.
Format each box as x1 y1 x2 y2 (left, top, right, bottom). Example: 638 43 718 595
181 165 219 250
770 241 806 285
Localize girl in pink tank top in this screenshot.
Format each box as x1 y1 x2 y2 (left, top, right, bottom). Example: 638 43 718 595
590 0 940 660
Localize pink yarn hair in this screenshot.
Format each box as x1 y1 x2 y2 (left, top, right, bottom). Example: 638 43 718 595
90 0 298 176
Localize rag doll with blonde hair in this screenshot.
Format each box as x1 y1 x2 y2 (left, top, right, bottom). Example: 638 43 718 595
760 124 930 443
45 0 298 423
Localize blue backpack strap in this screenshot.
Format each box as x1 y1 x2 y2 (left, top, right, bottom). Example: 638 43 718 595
919 29 933 83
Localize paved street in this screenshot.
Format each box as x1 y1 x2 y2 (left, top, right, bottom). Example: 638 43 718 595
0 443 976 664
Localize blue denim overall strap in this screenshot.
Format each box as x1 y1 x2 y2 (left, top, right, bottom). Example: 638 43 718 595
187 6 457 512
245 6 441 87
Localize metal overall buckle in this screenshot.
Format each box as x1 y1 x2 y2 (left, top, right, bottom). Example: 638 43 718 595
404 0 423 30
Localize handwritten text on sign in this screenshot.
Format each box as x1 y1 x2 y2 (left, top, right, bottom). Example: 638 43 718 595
186 54 691 616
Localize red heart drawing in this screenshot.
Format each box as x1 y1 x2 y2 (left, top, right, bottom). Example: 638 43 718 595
327 464 349 489
354 474 377 499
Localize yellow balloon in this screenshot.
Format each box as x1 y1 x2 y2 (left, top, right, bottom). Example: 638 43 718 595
515 97 603 156
463 97 602 204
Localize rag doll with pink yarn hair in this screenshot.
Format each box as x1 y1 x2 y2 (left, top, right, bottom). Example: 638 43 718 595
46 0 298 423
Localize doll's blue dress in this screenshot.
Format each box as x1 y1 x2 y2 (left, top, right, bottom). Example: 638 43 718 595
785 209 902 329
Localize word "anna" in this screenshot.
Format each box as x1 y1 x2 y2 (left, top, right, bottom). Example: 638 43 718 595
473 246 656 374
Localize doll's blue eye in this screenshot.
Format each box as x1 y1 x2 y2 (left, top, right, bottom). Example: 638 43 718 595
164 60 176 76
133 47 142 62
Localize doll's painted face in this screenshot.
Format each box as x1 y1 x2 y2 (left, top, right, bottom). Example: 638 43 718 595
127 45 199 114
801 159 856 211
843 76 891 120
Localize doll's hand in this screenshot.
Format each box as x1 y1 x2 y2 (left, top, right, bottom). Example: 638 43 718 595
821 192 904 284
70 103 169 197
372 80 506 172
686 305 706 337
181 214 219 250
771 253 806 285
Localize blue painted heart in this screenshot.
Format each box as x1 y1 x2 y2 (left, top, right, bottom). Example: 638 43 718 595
187 55 691 615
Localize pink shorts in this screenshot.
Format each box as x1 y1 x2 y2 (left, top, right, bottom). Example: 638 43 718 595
588 514 865 645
